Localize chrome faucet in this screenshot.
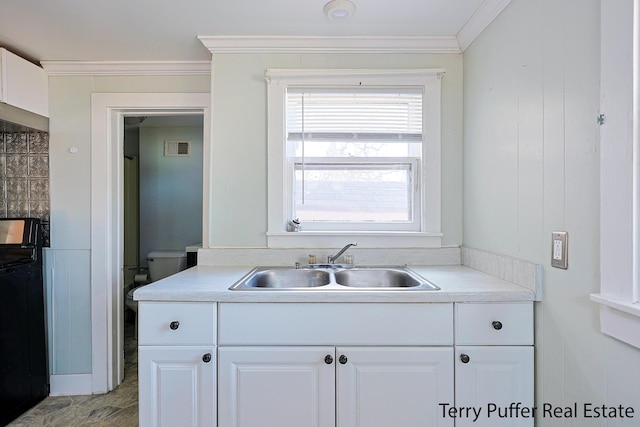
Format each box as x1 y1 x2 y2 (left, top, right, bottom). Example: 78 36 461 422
328 243 357 264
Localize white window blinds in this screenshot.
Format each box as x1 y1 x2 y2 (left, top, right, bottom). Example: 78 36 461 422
286 88 423 145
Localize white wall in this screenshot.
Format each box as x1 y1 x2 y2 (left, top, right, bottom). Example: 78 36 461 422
210 53 464 247
50 76 210 249
139 125 203 265
47 75 209 381
46 57 458 390
463 0 640 423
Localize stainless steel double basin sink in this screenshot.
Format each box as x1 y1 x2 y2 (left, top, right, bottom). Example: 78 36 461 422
229 266 440 291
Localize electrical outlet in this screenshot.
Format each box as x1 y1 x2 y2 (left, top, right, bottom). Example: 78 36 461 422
551 231 568 269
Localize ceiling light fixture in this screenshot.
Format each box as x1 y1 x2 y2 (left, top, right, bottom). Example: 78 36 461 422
323 0 356 21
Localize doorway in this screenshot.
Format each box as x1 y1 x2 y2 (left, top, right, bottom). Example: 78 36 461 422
122 114 204 345
123 115 204 283
91 93 211 392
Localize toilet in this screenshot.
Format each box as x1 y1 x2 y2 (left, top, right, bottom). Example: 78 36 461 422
126 250 188 314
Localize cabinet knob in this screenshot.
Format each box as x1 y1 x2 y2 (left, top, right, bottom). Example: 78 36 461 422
460 354 470 364
492 320 503 330
202 353 212 363
339 355 348 365
324 355 334 364
169 321 180 330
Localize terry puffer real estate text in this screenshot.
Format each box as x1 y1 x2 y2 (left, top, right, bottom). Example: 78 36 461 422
439 402 635 422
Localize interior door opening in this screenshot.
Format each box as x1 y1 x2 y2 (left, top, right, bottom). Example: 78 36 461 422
121 113 204 380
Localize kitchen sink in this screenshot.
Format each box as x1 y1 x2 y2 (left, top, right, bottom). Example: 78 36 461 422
229 266 439 291
230 267 331 289
334 267 437 289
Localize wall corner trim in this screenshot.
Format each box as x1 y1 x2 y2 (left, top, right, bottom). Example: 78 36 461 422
456 0 512 51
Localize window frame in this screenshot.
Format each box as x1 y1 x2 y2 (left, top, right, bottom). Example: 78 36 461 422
265 69 444 248
590 0 640 349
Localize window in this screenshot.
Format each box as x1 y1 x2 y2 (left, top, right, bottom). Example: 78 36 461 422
266 69 444 248
590 0 640 349
288 88 421 231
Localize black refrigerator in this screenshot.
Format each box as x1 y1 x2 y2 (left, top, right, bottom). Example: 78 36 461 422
0 218 48 425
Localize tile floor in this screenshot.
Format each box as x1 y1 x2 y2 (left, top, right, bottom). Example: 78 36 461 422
8 320 139 426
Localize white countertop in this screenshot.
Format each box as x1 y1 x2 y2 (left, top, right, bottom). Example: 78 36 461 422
134 265 535 303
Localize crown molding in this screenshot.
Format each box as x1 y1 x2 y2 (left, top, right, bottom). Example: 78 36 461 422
40 1 510 72
40 61 211 76
198 35 462 54
457 0 512 51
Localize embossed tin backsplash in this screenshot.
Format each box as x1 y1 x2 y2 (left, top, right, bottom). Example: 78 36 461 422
0 127 50 246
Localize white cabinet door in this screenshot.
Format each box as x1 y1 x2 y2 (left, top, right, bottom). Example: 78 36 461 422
218 346 335 427
336 347 454 427
0 48 49 117
455 346 534 427
139 346 215 427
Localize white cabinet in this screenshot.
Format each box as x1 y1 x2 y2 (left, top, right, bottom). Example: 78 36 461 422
138 302 217 427
218 346 454 427
218 303 455 427
218 302 453 346
0 48 48 117
138 300 535 427
455 346 534 427
454 302 534 427
139 346 216 427
455 302 533 345
218 346 336 427
337 347 453 427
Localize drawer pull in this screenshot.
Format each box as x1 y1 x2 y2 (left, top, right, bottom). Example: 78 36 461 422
202 353 212 363
492 321 503 330
460 354 470 364
339 355 348 365
324 355 334 364
169 321 180 330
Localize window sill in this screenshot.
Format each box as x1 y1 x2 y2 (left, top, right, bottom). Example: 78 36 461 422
266 231 443 249
590 293 640 349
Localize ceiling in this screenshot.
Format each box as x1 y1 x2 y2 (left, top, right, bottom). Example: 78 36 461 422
0 0 503 63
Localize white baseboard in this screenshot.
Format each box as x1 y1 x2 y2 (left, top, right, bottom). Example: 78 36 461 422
49 374 94 396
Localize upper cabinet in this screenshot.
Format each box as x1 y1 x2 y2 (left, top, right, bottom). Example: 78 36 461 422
0 48 48 118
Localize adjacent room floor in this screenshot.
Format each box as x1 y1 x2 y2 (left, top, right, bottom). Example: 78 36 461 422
8 319 139 426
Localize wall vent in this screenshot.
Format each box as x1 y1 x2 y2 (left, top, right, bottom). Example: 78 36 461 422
164 140 191 157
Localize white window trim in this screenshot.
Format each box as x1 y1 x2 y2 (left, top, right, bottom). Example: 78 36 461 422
590 0 640 349
265 68 444 248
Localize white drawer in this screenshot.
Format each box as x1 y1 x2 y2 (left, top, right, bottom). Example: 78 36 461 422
455 302 533 345
219 303 453 346
138 302 216 346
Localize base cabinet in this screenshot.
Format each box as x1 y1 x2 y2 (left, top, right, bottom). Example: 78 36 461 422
454 346 534 427
137 301 217 427
138 301 534 427
337 347 453 427
454 302 534 427
139 346 216 427
218 346 335 427
218 346 454 427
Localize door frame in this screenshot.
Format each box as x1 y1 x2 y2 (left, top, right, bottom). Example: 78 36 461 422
90 93 211 392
